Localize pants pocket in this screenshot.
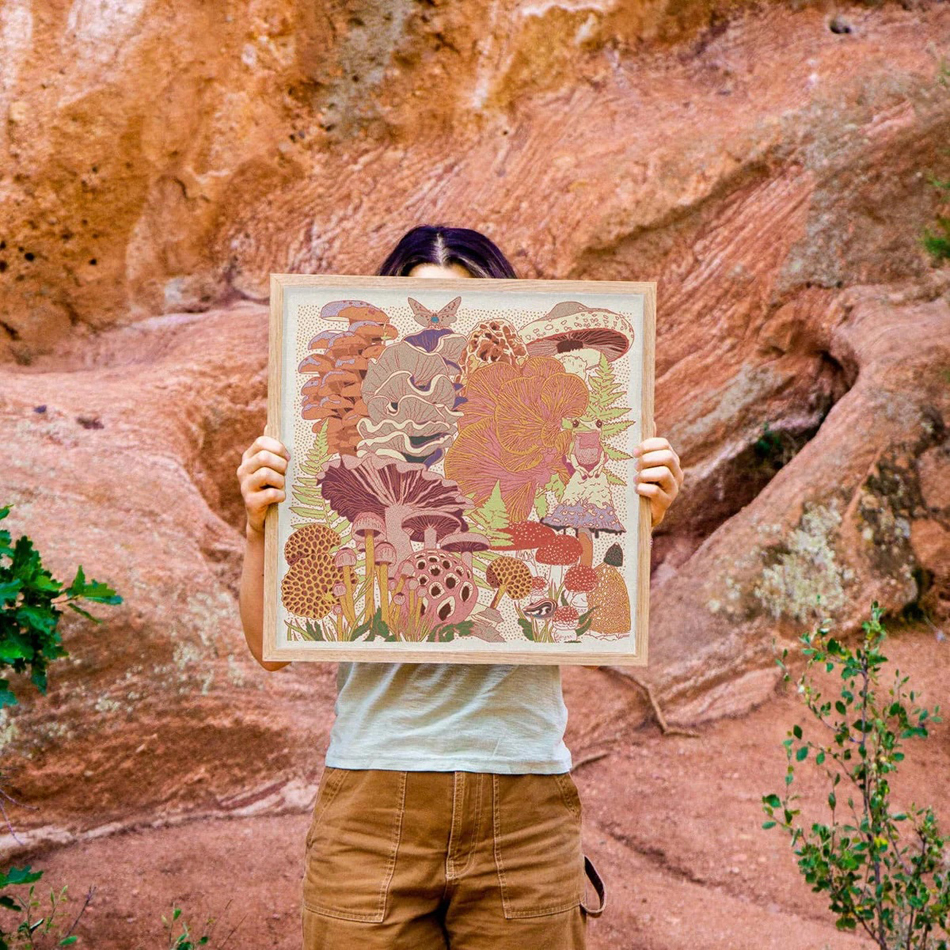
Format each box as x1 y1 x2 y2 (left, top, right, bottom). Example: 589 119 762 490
492 773 586 919
303 769 407 923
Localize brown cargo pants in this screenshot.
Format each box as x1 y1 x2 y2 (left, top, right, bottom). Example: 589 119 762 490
301 768 606 950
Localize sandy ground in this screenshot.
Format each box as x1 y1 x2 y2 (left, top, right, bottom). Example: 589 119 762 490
10 622 949 950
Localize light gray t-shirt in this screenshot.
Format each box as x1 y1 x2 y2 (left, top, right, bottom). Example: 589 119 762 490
324 662 572 774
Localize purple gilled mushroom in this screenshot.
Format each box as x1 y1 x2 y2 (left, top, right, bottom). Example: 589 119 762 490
317 454 470 565
440 531 491 568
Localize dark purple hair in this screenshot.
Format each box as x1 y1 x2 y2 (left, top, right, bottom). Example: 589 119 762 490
376 225 517 279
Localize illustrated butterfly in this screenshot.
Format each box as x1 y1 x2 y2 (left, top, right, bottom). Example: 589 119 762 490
407 295 462 329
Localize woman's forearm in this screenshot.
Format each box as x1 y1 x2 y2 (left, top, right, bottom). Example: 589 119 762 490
239 525 290 671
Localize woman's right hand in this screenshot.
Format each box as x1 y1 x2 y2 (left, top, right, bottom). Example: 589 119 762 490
238 434 290 536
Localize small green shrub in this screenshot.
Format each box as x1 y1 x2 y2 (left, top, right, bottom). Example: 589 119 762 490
160 903 239 949
0 503 120 948
0 504 121 709
763 602 950 948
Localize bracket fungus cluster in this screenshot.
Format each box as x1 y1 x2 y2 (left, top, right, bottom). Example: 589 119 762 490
299 300 397 456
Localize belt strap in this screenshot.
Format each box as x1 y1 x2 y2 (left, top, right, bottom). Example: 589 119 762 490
581 855 607 917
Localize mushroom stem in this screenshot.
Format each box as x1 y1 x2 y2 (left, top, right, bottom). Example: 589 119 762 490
377 564 390 625
363 531 377 622
341 567 357 624
489 583 508 610
578 528 594 568
424 526 437 548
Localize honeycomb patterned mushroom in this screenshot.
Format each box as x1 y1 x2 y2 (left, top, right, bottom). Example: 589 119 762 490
460 319 528 383
588 563 631 635
280 554 344 619
284 524 342 566
486 556 533 609
401 551 478 626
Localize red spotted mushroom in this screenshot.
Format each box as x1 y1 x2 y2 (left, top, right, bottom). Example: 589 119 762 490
535 535 583 586
564 564 598 603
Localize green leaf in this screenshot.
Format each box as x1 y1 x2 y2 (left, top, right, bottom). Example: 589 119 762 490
762 820 777 829
470 482 509 534
0 866 43 886
762 794 781 808
600 419 637 440
605 471 626 487
517 618 535 642
601 443 633 462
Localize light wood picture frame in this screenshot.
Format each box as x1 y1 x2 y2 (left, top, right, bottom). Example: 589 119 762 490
263 275 655 665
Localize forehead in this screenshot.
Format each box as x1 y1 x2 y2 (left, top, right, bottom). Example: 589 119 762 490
408 262 474 279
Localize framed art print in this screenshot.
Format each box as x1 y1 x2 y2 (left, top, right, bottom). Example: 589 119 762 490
263 275 655 665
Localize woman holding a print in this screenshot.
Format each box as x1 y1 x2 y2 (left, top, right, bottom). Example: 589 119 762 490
236 225 684 950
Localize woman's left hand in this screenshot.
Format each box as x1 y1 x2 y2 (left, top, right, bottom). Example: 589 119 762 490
633 437 684 528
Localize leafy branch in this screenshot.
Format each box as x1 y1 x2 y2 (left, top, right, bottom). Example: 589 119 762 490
762 602 950 948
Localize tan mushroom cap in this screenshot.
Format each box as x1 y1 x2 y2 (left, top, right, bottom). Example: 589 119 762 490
281 554 344 618
284 523 342 566
485 556 533 600
588 564 631 634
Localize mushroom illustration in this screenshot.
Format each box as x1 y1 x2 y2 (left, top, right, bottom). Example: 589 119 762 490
440 531 491 568
298 300 397 455
280 554 343 620
317 454 470 564
485 556 533 609
535 535 583 586
588 563 631 635
459 318 528 383
284 523 341 567
394 560 416 598
553 605 580 628
520 303 634 378
402 511 465 550
564 564 598 604
492 521 556 552
333 547 358 624
394 551 479 637
374 541 397 625
352 512 385 622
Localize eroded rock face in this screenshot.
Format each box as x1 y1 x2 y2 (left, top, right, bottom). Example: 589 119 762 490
1 0 949 855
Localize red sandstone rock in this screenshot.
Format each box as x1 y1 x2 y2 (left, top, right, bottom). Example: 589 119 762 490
0 6 947 930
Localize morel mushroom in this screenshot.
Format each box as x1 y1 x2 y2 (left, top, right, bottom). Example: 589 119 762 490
588 564 631 635
485 556 533 609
